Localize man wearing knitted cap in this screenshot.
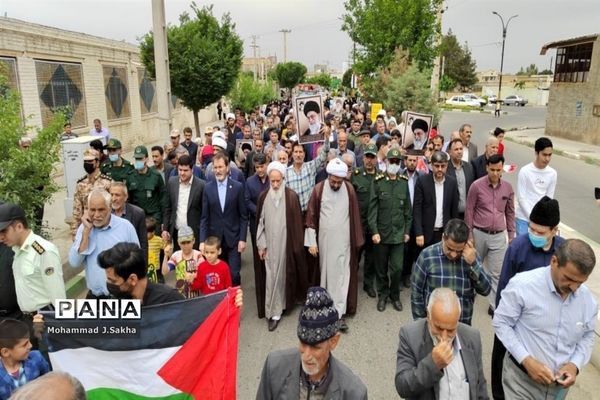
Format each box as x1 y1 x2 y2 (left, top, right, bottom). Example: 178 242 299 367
256 287 368 399
305 159 364 332
255 161 306 330
490 196 564 400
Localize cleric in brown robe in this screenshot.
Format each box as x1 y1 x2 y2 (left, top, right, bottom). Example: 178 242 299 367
304 159 364 321
255 166 307 321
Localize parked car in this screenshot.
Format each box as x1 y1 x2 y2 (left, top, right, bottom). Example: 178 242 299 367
503 95 528 106
463 93 487 106
488 95 501 104
445 95 481 107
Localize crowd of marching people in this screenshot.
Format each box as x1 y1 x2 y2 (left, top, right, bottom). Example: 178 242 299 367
0 95 597 399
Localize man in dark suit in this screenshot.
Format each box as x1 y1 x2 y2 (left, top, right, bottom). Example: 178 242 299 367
150 145 174 185
446 138 476 219
459 123 478 163
472 136 499 180
162 155 205 250
395 287 489 400
402 152 424 288
413 151 459 248
200 152 248 286
109 182 148 259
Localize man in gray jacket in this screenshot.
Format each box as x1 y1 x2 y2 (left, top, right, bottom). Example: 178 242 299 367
395 287 488 400
256 286 368 400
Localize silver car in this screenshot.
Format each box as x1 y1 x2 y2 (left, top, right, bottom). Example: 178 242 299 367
503 95 528 106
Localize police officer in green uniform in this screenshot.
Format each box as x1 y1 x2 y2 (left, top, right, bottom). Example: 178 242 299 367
368 148 412 312
0 203 66 348
350 143 379 298
101 138 134 183
126 145 167 233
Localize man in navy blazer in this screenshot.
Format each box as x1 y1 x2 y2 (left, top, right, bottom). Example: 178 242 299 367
413 151 459 248
200 152 248 285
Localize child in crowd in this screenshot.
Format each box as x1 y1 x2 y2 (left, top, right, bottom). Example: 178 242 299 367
0 319 49 399
186 236 232 295
162 226 204 298
146 216 165 284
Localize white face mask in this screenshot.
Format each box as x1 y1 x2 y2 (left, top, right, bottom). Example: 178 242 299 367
387 163 401 175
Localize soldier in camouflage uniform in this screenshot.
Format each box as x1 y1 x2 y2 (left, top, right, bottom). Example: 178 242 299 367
126 145 167 233
71 149 112 238
101 138 134 183
368 148 412 313
350 143 378 298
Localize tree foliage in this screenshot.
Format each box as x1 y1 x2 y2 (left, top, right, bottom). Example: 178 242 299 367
0 77 63 234
305 73 334 89
228 74 277 114
139 3 243 134
439 74 456 93
342 69 353 88
273 62 307 92
342 0 442 77
363 47 410 101
516 64 539 76
379 64 441 125
440 30 477 91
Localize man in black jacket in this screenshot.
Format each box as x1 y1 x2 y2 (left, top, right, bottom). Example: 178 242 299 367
446 138 475 219
110 182 148 260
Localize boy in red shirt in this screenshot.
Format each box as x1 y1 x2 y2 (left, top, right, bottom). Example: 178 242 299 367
186 236 232 294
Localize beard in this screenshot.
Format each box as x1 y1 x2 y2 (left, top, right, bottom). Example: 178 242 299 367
269 187 283 203
308 122 321 135
301 357 322 377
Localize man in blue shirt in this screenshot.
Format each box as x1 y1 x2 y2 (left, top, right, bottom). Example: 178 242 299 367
493 239 597 399
68 188 139 298
490 196 563 400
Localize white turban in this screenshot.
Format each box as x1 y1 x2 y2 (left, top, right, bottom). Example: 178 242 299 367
267 161 286 178
326 158 348 178
212 131 226 140
212 137 227 150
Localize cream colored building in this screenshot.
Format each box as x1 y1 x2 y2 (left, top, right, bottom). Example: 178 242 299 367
477 70 552 106
541 34 600 145
0 17 215 149
241 56 277 80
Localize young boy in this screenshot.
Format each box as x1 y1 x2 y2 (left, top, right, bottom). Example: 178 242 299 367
146 216 165 284
186 236 232 295
0 319 49 399
162 226 204 298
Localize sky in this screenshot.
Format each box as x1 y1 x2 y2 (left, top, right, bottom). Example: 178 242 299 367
1 0 599 74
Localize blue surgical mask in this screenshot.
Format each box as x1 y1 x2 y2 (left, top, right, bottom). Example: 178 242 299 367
134 160 145 170
528 231 548 248
109 154 119 162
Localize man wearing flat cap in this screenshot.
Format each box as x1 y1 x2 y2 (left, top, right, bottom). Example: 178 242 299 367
255 162 306 331
256 287 368 399
305 159 364 332
490 196 564 400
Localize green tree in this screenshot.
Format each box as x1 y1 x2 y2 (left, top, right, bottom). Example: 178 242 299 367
439 74 456 92
440 30 477 90
514 80 526 89
539 69 553 75
380 64 441 125
516 64 538 76
342 0 442 77
139 3 243 136
305 73 333 89
0 77 64 234
273 62 307 96
363 47 410 101
228 74 277 114
342 68 353 88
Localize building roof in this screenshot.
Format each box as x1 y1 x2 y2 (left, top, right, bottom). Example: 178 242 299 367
540 33 599 55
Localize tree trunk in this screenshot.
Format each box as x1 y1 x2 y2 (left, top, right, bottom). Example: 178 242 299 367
193 109 200 142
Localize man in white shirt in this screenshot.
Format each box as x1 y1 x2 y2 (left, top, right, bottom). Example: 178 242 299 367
515 137 557 236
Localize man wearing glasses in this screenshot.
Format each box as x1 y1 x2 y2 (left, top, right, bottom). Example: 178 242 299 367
411 218 491 325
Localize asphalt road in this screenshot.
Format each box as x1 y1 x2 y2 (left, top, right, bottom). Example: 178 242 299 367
439 106 600 243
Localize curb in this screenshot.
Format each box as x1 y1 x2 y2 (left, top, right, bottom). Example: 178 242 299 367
504 133 600 166
442 108 508 115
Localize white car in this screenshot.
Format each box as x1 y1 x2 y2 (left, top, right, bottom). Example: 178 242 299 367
503 95 528 106
445 95 481 107
463 93 487 106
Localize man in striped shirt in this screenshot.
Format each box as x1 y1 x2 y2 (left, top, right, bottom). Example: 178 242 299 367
411 219 491 325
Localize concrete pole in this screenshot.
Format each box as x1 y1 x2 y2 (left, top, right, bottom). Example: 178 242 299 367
151 0 172 136
251 35 258 81
279 29 291 62
430 2 444 100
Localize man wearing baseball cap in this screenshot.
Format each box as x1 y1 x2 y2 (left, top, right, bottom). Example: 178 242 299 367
256 287 367 398
101 138 134 183
126 146 167 233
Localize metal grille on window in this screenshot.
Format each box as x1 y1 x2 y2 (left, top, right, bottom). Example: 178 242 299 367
0 57 19 93
103 66 130 120
138 68 157 114
35 60 87 128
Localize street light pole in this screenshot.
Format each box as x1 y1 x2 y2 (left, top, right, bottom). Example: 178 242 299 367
492 11 518 113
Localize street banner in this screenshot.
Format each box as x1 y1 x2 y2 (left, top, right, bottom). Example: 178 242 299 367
43 288 240 400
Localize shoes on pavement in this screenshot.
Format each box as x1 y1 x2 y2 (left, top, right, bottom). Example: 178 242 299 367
268 318 279 332
402 276 411 289
377 297 387 312
364 287 376 298
392 299 403 312
339 319 349 333
488 306 494 318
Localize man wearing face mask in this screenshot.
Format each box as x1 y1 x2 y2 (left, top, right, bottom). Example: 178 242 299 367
126 146 168 234
396 288 488 400
71 149 112 239
101 139 134 183
490 196 563 400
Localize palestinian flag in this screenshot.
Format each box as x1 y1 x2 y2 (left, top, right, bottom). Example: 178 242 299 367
43 287 240 399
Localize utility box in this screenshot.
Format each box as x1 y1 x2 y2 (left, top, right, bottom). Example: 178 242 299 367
61 136 106 219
